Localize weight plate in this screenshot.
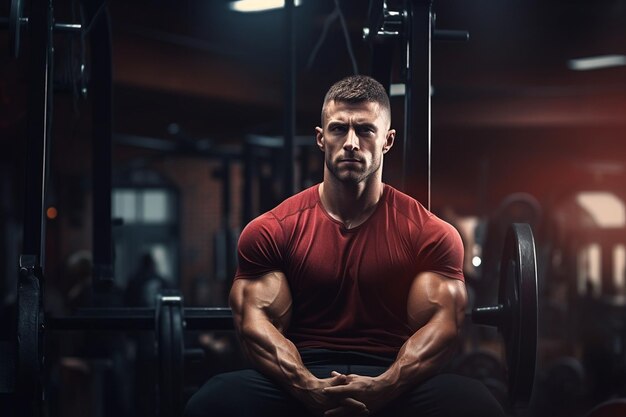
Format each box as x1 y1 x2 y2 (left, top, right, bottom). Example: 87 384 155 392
156 291 185 417
157 303 173 417
8 0 23 58
16 266 42 417
170 303 184 414
498 223 538 406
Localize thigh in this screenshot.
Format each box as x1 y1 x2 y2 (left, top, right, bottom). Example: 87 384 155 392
183 369 311 417
380 374 506 417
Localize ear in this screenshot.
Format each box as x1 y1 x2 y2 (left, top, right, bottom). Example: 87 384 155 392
382 129 396 154
315 127 325 151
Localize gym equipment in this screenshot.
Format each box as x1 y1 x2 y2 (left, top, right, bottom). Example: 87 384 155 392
5 223 538 415
43 292 231 417
472 223 538 407
363 0 469 209
1 0 83 58
452 225 540 409
3 0 539 415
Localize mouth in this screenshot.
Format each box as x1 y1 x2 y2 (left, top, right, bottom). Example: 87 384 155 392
339 158 362 163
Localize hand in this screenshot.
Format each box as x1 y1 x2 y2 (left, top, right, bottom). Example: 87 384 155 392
295 372 370 417
322 372 392 416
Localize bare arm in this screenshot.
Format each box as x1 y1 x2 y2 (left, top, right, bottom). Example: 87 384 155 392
378 271 467 397
323 272 467 414
230 272 368 415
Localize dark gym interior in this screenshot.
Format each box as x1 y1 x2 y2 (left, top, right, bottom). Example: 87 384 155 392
1 0 626 416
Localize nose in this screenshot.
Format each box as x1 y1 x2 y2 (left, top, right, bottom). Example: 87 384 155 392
342 128 359 151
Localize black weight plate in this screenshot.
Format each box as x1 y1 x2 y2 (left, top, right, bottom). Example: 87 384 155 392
157 303 173 417
498 223 538 406
9 0 23 58
16 268 42 417
170 304 184 415
157 291 185 417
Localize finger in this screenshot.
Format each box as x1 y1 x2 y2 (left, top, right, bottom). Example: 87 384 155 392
329 372 348 386
323 385 353 396
340 397 368 410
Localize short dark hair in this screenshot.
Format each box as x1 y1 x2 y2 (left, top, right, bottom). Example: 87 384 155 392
322 75 391 123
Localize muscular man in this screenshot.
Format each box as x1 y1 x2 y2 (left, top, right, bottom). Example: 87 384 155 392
185 75 504 417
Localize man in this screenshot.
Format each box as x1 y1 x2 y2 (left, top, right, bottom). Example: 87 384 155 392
185 75 504 417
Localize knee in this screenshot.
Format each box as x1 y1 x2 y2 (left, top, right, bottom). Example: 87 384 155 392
405 374 505 417
183 374 235 417
440 375 506 417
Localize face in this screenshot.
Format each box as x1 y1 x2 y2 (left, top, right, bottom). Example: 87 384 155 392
316 100 395 185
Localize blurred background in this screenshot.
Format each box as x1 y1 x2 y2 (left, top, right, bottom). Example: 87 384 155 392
1 0 626 416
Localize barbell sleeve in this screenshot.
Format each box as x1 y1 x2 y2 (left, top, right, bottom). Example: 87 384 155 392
471 304 505 327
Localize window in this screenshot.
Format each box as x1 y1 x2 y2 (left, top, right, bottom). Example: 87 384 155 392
576 192 625 228
112 187 179 288
113 188 174 224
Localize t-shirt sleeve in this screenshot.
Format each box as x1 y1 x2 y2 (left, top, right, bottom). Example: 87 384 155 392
234 212 284 281
415 215 465 282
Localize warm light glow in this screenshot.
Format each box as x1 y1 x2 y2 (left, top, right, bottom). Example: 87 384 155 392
229 0 302 12
472 256 482 267
576 192 626 228
567 55 626 71
46 206 58 220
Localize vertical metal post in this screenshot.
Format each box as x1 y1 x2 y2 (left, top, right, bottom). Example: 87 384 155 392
242 141 255 224
283 0 296 198
18 1 53 414
22 0 53 267
87 1 114 291
403 0 432 210
221 158 235 282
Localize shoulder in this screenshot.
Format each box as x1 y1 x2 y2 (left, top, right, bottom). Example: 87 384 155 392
382 184 433 229
239 184 320 243
383 184 460 238
266 184 320 222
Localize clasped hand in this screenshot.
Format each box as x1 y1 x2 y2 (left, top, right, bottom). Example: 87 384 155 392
305 371 391 417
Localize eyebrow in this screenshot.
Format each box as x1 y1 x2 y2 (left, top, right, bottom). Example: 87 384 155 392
327 121 378 131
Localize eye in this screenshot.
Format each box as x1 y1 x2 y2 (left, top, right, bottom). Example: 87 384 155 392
357 126 375 135
330 124 348 134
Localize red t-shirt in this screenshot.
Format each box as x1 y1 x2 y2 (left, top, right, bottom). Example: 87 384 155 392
235 184 464 357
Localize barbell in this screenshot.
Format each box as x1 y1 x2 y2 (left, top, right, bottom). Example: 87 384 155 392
471 222 538 406
2 222 538 417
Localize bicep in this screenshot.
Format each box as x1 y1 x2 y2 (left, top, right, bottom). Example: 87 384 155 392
230 271 293 333
406 272 467 333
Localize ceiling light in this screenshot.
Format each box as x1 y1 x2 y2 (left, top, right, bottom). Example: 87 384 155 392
567 55 626 71
229 0 302 13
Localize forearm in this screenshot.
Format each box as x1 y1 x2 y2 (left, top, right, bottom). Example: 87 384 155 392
239 316 318 401
376 322 459 400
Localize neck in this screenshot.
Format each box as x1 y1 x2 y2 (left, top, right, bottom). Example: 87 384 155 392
319 174 384 229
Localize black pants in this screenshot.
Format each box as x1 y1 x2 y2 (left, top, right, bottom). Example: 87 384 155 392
184 349 506 417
